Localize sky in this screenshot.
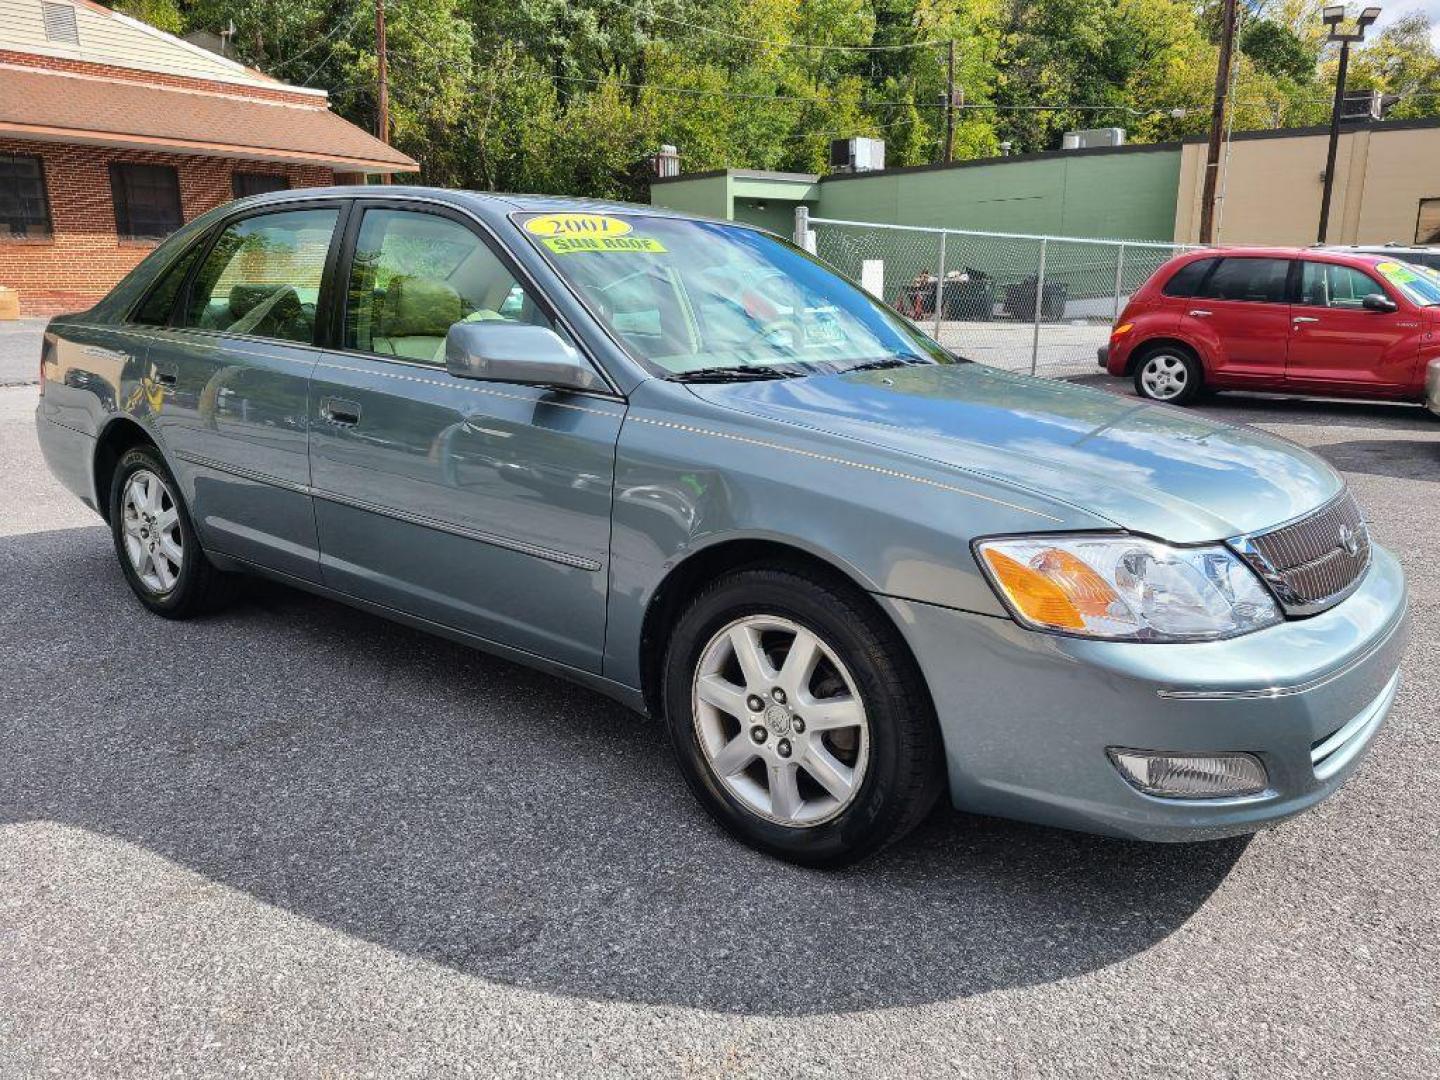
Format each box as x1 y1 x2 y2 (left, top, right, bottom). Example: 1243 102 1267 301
1370 0 1440 47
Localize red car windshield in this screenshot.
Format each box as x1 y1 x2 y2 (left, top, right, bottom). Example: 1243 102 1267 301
1373 259 1440 306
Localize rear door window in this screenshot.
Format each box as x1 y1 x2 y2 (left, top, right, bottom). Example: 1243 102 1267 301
1199 258 1291 303
180 207 341 344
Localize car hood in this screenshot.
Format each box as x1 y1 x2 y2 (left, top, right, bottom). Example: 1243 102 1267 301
685 364 1342 543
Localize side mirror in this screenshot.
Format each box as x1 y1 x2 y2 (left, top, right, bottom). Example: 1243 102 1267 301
445 322 604 392
1362 293 1398 313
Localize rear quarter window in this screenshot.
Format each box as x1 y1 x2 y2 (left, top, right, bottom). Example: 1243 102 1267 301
1161 258 1218 297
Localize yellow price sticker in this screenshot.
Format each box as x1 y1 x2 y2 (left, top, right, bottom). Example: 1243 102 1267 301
524 213 632 239
543 235 667 255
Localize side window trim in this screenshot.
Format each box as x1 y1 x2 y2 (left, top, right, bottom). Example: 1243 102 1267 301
331 198 618 395
170 198 352 349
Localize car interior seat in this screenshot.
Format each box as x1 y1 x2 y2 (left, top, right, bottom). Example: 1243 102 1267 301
372 276 465 363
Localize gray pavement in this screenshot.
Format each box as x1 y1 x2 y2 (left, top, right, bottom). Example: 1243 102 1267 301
1 382 1437 1078
0 319 45 386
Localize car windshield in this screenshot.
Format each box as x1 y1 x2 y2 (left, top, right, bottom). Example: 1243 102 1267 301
1373 259 1440 306
515 212 955 377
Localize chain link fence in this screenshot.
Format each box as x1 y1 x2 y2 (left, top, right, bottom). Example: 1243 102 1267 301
799 212 1198 379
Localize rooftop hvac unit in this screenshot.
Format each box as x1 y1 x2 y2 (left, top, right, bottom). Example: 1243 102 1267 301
830 137 886 173
1060 128 1126 150
650 144 680 178
1340 89 1385 122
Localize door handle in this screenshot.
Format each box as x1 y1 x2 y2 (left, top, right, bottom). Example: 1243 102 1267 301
320 397 362 427
1292 316 1320 324
1188 309 1212 317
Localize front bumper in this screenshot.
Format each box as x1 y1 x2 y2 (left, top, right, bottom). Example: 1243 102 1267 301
879 543 1408 841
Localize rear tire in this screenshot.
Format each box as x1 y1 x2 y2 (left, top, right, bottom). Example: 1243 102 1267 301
662 565 945 867
1133 345 1204 405
109 445 239 618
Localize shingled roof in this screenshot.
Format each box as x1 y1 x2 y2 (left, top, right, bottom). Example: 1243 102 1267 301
0 64 417 173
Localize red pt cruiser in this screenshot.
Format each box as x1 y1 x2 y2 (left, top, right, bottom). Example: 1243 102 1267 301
1102 246 1440 411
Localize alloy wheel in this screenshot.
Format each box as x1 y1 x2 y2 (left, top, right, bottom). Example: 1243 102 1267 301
691 615 870 827
1140 353 1189 400
120 469 184 594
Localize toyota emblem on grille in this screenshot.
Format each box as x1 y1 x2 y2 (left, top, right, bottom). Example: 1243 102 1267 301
1337 523 1361 558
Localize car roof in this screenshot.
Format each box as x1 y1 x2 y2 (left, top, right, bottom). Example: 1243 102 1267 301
229 185 723 226
1174 245 1402 267
1337 243 1437 253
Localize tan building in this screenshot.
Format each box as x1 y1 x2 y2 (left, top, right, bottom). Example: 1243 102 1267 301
1175 118 1440 247
0 0 415 314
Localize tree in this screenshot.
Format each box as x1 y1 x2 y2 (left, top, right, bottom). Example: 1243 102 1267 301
104 0 1440 197
1241 20 1316 82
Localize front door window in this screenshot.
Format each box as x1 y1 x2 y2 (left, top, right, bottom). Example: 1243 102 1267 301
344 208 558 366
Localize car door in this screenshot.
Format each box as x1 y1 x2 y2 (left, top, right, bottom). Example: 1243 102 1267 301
1286 259 1423 393
142 201 346 583
1178 256 1294 385
308 201 624 673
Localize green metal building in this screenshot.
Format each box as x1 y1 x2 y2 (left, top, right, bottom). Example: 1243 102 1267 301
649 142 1184 241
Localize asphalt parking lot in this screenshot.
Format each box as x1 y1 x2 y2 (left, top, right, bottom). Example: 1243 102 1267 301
2 348 1438 1076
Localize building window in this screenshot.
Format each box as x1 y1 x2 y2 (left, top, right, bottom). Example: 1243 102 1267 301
41 2 79 46
232 172 291 199
1416 198 1440 245
110 163 183 241
0 154 53 240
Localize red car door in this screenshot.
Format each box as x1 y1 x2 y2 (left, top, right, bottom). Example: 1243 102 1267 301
1180 256 1294 385
1286 259 1423 393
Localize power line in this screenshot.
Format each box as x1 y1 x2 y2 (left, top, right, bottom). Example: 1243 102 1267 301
519 70 1196 115
518 69 940 106
277 8 362 81
782 117 925 141
600 0 951 52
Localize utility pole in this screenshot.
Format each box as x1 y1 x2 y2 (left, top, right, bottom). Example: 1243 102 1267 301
376 0 390 183
1198 0 1237 245
944 40 956 164
1317 7 1381 243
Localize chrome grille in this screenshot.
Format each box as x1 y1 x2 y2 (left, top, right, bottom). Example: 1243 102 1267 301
1231 491 1371 616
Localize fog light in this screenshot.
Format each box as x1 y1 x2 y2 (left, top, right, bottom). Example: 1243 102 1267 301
1108 749 1268 799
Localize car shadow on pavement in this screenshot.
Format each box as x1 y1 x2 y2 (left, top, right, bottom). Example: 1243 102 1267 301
1311 439 1440 482
1083 380 1438 434
0 527 1248 1016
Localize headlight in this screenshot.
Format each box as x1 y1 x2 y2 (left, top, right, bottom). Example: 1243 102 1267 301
974 534 1282 641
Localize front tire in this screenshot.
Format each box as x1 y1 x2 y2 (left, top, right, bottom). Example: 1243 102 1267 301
662 566 944 867
1133 345 1204 405
109 445 237 618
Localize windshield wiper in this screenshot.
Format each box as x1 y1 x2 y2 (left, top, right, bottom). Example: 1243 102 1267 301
669 366 799 383
840 356 927 373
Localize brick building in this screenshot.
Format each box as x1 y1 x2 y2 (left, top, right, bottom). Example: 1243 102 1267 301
0 0 416 314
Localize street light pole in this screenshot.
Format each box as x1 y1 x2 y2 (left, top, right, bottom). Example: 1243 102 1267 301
1317 5 1381 244
1317 37 1350 244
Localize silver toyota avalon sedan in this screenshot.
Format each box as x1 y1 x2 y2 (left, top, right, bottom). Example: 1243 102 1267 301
35 189 1409 865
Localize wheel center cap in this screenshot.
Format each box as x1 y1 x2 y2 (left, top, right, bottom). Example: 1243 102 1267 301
764 703 792 737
